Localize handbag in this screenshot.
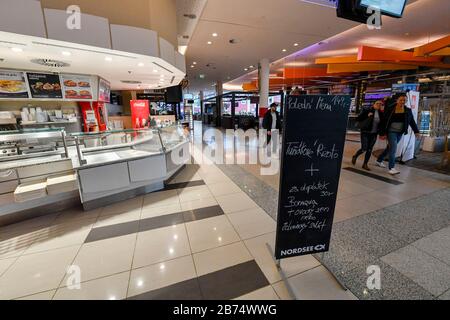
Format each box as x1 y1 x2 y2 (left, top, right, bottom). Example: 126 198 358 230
356 117 372 131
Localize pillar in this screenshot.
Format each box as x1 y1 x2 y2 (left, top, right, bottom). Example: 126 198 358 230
259 58 270 110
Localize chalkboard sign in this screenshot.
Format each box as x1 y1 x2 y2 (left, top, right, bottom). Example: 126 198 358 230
275 95 350 260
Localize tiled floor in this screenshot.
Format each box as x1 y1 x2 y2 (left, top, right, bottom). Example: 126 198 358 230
0 123 449 300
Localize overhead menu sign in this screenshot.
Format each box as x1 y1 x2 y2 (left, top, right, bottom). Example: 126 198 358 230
27 72 63 99
0 70 30 99
61 74 93 100
275 95 350 260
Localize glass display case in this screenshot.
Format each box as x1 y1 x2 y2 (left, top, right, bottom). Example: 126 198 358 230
0 128 69 169
69 124 189 167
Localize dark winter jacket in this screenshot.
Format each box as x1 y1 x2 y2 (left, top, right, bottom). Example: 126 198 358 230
356 107 385 133
379 104 420 136
262 110 281 131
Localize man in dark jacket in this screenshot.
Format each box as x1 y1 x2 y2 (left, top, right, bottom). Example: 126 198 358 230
262 103 281 144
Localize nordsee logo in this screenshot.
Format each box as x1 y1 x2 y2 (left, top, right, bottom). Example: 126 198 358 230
281 244 326 256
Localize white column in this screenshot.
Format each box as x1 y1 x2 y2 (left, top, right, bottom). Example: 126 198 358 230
259 58 270 108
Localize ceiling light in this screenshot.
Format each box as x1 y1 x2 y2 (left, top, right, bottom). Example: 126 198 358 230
105 56 112 61
294 43 299 47
138 62 144 67
212 33 218 37
62 51 71 56
249 65 254 68
153 69 158 73
207 41 212 45
244 68 248 71
160 74 165 78
193 62 197 65
282 49 287 52
11 47 23 53
199 74 205 79
191 65 195 68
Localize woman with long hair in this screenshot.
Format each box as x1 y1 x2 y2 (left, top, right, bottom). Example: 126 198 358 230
352 100 384 171
376 93 420 175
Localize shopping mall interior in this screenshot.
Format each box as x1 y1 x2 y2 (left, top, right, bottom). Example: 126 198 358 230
0 0 449 302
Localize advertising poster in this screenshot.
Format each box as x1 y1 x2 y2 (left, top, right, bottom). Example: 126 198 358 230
27 73 63 99
130 100 150 129
98 78 111 103
61 74 93 100
275 95 350 260
0 70 30 99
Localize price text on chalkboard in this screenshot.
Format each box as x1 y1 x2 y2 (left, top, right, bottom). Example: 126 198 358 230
275 95 350 259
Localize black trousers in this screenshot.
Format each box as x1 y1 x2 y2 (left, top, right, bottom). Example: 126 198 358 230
354 132 378 165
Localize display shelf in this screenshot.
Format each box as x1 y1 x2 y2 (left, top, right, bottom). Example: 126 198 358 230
21 120 78 126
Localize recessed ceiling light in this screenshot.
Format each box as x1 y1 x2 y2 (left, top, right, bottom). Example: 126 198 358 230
62 51 71 56
160 74 165 78
244 68 248 71
191 65 195 68
193 62 197 65
212 33 218 37
207 41 212 45
294 43 299 47
105 56 113 61
153 69 158 73
138 62 144 67
249 65 254 68
282 49 287 52
11 47 23 53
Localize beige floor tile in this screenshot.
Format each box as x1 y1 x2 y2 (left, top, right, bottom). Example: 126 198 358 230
94 210 141 228
66 234 136 284
143 190 180 209
207 181 242 197
227 208 276 240
133 225 191 268
338 180 375 196
128 255 197 297
0 230 43 259
333 195 383 223
288 266 358 300
54 272 129 300
234 285 280 300
140 203 182 219
16 290 55 300
53 208 101 224
0 257 16 276
100 197 143 217
0 214 58 238
215 193 259 214
23 219 95 255
0 246 79 300
177 185 214 202
272 281 294 300
193 242 252 277
180 197 218 211
186 216 240 253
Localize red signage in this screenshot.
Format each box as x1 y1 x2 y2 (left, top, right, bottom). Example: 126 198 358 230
130 100 150 129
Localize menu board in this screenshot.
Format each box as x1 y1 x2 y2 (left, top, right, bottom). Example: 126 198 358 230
27 73 63 99
61 74 93 100
0 70 30 99
98 77 111 103
275 95 350 260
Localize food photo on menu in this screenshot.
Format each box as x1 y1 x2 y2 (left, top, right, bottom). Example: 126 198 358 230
26 72 63 99
0 70 29 98
61 74 93 100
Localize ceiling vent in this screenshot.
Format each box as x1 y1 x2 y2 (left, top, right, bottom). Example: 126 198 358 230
182 35 190 39
121 80 142 84
31 59 70 68
183 14 197 19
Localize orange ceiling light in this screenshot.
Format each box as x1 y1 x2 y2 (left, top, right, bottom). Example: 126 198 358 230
414 35 450 57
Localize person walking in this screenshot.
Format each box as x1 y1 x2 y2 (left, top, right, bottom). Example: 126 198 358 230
376 93 420 175
352 100 384 171
262 103 281 144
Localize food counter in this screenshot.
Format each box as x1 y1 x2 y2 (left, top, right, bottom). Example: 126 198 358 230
0 125 190 225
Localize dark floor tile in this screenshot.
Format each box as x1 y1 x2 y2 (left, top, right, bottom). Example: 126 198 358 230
84 220 139 243
128 278 203 300
344 167 404 185
198 260 270 300
165 180 205 190
139 213 185 232
183 205 224 222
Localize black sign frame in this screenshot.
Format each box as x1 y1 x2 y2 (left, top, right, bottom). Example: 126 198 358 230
275 95 350 260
